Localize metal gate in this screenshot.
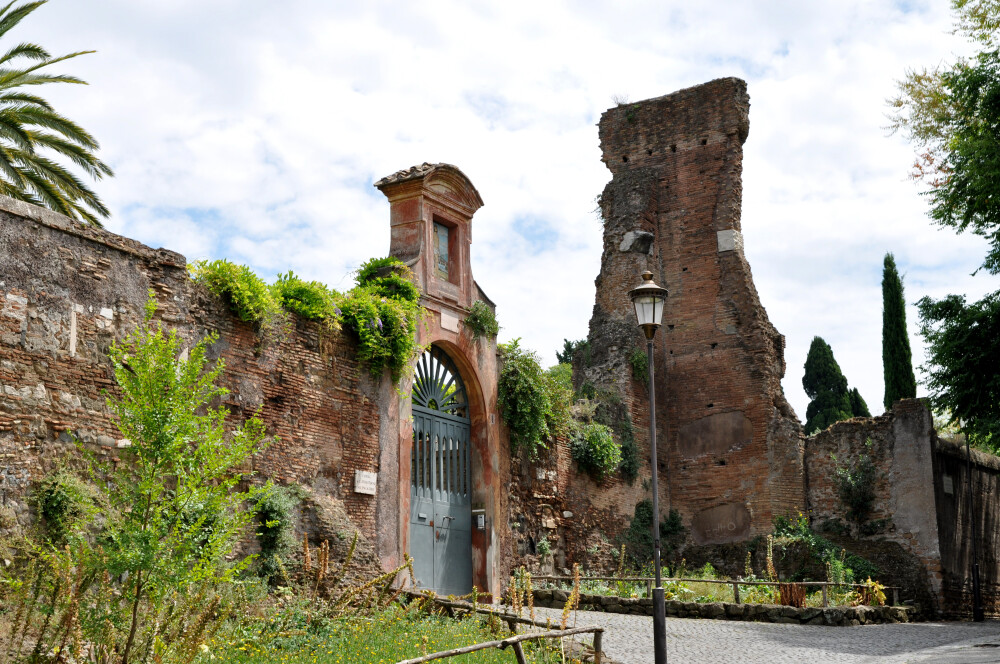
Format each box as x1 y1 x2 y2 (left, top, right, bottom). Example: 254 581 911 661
409 345 472 595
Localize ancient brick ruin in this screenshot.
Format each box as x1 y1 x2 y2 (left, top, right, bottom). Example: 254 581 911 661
1 78 997 618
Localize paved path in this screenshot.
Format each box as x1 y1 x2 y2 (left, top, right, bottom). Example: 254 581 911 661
532 607 1000 663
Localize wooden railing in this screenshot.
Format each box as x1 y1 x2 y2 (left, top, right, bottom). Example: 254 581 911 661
531 575 901 607
399 591 604 664
395 626 604 664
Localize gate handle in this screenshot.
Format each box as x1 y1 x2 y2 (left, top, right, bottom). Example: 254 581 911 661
441 515 456 523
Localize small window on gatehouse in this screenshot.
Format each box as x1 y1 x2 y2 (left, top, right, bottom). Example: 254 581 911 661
433 222 449 280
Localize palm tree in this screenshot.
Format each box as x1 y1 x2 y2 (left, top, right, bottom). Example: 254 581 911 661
0 1 112 226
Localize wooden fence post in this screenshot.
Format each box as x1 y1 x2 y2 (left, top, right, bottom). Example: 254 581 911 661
892 588 899 606
510 643 528 664
594 630 603 664
732 582 740 604
646 580 652 598
822 585 828 607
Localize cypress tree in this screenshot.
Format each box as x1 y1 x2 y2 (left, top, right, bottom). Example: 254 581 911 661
803 336 853 435
882 253 917 410
849 387 871 418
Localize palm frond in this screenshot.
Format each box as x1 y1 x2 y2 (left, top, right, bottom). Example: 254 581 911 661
0 41 48 65
0 108 34 150
25 130 112 178
0 90 53 109
0 1 45 40
10 104 99 148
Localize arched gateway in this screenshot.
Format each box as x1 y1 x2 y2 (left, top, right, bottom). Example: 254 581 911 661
409 345 472 594
375 162 504 597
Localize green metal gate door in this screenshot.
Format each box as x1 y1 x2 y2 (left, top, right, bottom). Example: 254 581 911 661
409 345 472 595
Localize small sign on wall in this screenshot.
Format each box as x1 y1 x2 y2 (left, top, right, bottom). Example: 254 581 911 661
354 470 377 495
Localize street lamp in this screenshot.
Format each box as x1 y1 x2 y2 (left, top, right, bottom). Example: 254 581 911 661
628 270 669 664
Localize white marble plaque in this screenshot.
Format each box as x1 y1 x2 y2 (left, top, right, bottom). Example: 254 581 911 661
354 470 377 495
441 311 460 332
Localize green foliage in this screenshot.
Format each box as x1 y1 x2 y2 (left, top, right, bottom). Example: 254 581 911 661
619 501 685 568
616 413 639 483
536 537 552 559
570 422 622 480
833 440 879 529
497 339 552 457
272 271 342 330
31 467 94 545
544 363 575 439
190 259 283 330
629 347 649 382
802 337 853 435
0 1 114 226
338 257 422 380
92 296 270 662
918 291 1000 453
881 253 917 410
849 388 871 418
772 513 881 585
888 3 1000 275
253 484 300 583
463 300 499 339
556 338 588 365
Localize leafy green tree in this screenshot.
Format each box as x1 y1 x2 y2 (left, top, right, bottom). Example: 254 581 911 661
0 1 113 225
889 1 1000 450
849 388 871 418
556 338 587 365
802 337 853 435
102 297 270 663
882 253 917 410
918 292 1000 453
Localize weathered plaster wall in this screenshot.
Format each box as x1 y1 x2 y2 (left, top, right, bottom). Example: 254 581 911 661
571 78 804 547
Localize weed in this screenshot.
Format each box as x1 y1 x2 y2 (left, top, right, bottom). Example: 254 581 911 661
463 300 499 339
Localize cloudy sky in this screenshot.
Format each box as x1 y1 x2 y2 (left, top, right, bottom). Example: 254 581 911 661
25 0 998 420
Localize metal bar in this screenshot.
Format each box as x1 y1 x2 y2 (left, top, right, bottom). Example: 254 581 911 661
646 337 667 664
966 435 985 621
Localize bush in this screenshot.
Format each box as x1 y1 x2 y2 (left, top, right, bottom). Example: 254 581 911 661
190 259 282 330
498 339 553 457
254 484 301 583
629 347 649 382
833 439 879 529
570 423 621 480
272 271 342 329
339 257 422 380
32 467 95 545
620 501 685 568
464 300 499 338
544 363 575 439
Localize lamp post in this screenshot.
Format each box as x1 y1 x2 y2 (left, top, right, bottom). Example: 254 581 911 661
629 270 669 664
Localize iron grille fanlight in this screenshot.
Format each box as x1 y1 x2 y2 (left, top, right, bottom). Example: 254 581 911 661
412 345 468 418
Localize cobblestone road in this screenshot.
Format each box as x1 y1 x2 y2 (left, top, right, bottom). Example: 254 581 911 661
533 607 1000 663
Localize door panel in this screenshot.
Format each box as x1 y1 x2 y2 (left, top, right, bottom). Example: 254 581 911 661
408 346 472 595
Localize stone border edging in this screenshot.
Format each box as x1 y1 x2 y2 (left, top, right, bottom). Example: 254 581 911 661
532 589 913 626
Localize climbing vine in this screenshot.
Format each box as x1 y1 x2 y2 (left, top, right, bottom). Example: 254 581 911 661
463 300 500 339
191 256 423 382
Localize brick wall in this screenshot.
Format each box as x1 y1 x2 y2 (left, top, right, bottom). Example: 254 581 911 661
568 78 804 550
0 198 392 561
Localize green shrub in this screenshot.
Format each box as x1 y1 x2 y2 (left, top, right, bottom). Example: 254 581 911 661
617 413 639 483
190 259 282 330
498 339 554 457
464 300 499 339
253 484 300 583
340 257 422 380
570 423 621 480
544 363 575 439
32 467 94 544
620 501 685 568
833 439 879 529
629 347 649 382
272 271 342 329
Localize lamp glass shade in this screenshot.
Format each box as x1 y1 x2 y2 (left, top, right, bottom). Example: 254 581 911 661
633 294 662 327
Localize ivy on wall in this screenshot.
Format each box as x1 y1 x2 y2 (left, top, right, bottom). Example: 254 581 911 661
190 256 422 381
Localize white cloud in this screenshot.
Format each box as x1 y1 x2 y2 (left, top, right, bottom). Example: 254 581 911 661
20 0 1000 421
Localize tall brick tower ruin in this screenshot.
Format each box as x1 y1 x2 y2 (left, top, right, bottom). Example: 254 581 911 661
579 78 804 543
